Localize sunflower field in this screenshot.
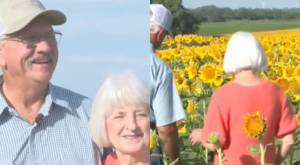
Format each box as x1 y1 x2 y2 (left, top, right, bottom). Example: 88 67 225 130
155 29 300 164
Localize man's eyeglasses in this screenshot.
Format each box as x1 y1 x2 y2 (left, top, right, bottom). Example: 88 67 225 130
2 31 62 47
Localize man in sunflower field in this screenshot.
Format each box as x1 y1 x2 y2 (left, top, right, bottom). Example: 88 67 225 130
150 4 186 165
0 0 99 164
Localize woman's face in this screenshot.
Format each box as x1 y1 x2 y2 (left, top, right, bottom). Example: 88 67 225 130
106 104 150 154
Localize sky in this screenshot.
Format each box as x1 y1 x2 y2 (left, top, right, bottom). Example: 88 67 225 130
183 0 300 9
41 0 149 98
40 0 298 98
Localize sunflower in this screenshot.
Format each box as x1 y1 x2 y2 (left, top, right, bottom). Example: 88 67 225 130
208 132 224 165
187 63 198 80
243 111 266 139
294 65 300 77
150 130 157 151
289 78 300 103
213 74 225 88
187 100 196 114
189 82 203 96
173 71 184 85
265 50 276 62
199 63 218 84
208 132 220 144
266 65 280 81
178 125 187 136
275 78 290 93
283 63 295 77
296 112 300 127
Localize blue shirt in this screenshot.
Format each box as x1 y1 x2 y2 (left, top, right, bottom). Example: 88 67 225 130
0 81 99 164
150 54 186 127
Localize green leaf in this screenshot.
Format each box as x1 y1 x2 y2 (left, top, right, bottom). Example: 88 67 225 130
248 145 260 155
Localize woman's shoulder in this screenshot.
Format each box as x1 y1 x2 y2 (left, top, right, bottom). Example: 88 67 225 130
212 81 240 96
212 80 281 97
218 80 277 90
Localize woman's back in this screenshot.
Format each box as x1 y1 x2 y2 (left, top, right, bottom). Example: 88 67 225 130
202 80 296 165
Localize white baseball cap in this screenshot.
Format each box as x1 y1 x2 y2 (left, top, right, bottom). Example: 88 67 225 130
150 4 173 35
0 0 66 36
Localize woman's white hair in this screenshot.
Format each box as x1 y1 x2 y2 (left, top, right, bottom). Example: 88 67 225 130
89 72 150 148
223 31 267 74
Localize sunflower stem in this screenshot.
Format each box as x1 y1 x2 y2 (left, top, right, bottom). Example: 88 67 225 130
203 99 209 164
202 99 206 119
217 147 224 165
205 148 208 164
259 137 266 165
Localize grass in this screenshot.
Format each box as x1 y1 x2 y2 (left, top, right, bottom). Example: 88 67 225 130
198 20 300 35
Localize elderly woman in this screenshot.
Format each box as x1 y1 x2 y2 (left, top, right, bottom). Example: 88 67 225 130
190 31 296 165
89 73 150 165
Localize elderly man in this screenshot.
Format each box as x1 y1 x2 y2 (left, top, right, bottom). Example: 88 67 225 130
150 4 186 165
0 0 99 164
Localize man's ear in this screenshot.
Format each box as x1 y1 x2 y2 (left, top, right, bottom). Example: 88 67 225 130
157 29 166 43
150 32 158 44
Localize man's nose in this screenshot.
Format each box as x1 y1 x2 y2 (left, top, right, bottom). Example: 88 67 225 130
34 39 55 53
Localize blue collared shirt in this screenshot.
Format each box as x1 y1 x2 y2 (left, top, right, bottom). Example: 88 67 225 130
0 82 99 165
150 53 186 127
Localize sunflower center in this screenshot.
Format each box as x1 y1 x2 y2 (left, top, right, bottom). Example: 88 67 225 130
203 66 216 80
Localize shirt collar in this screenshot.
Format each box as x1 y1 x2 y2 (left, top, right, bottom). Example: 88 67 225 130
0 76 72 116
0 94 7 116
0 76 7 115
48 83 73 112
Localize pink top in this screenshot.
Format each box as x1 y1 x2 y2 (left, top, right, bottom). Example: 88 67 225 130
102 153 119 165
202 80 296 165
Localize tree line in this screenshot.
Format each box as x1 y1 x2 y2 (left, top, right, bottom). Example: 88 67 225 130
150 0 300 34
190 5 300 22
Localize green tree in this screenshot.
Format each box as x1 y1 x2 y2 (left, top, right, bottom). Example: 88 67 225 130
150 0 199 34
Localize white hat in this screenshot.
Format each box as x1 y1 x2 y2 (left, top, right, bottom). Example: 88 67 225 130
0 18 6 38
150 4 173 35
0 0 66 35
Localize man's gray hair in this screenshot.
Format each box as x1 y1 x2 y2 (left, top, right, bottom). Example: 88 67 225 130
150 22 162 34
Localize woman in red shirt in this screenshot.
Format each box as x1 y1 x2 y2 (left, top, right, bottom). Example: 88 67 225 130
190 31 296 165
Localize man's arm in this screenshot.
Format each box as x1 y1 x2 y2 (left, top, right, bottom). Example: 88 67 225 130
157 123 181 165
276 133 295 164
